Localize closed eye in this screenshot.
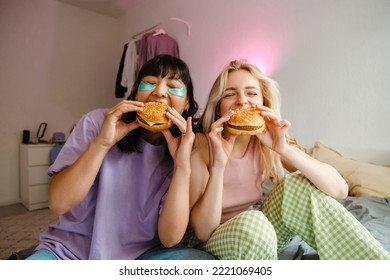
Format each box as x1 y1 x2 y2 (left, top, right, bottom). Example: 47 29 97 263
223 91 236 98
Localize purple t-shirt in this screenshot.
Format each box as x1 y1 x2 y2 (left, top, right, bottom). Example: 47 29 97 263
36 109 173 259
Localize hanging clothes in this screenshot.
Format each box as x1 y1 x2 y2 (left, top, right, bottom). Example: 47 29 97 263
121 40 138 97
136 32 180 74
114 31 180 98
115 43 128 98
115 40 139 99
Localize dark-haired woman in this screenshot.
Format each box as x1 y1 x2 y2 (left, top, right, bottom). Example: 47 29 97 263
26 55 215 260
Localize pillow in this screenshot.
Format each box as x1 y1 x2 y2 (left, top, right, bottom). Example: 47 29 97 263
311 142 390 197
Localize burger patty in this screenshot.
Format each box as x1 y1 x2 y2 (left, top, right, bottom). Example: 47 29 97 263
137 115 165 126
227 123 263 131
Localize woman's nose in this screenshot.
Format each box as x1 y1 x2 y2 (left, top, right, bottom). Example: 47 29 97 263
153 84 168 98
236 92 248 105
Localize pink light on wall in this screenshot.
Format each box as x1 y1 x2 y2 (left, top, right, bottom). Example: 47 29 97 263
201 7 294 82
231 39 291 77
218 35 290 77
211 10 293 78
245 48 276 76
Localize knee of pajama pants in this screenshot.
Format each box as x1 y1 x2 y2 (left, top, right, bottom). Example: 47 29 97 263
205 210 278 260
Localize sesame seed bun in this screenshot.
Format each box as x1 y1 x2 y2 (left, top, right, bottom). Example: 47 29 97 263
226 108 266 135
136 102 173 131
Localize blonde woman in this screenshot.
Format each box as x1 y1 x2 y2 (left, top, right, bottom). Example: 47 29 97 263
189 60 390 260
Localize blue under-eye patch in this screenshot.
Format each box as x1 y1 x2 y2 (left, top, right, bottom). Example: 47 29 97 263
138 81 186 98
138 81 156 91
168 87 186 98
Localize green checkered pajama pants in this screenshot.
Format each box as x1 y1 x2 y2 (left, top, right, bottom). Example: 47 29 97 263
191 172 390 260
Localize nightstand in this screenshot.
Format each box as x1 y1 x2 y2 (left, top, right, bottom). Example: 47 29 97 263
19 144 54 210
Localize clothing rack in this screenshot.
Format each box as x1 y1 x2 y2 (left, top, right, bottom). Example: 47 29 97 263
132 17 191 39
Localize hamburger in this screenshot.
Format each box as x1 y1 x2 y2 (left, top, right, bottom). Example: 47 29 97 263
136 102 173 131
226 108 266 135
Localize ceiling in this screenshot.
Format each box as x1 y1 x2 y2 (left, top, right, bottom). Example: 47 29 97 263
57 0 144 18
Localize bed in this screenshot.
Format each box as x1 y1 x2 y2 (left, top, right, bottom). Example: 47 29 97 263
277 141 390 259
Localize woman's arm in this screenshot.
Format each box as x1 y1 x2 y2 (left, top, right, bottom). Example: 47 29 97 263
157 115 195 247
190 147 225 242
158 164 192 247
190 113 237 242
49 101 143 215
257 105 348 199
49 139 111 215
280 145 348 199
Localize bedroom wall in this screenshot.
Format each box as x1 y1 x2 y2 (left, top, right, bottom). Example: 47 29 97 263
0 0 119 206
119 0 390 164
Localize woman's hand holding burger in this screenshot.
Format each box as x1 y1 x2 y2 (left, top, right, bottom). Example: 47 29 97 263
214 105 292 155
136 101 194 165
162 106 195 165
208 110 237 169
97 100 144 150
254 105 291 154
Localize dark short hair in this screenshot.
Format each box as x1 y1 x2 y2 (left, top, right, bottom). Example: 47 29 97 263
116 54 198 153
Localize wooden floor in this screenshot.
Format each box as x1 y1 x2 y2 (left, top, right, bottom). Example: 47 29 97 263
0 203 58 260
0 203 29 218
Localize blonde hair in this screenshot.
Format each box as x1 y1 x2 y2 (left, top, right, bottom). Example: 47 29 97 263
196 60 286 184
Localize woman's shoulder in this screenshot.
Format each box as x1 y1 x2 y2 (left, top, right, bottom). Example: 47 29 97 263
78 108 107 128
68 108 107 141
84 108 107 120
